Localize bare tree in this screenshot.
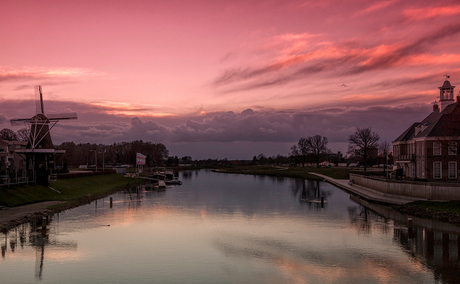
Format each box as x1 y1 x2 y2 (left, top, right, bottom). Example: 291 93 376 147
306 135 330 167
290 135 329 167
0 128 18 141
348 127 380 171
290 138 310 166
16 128 30 142
379 140 391 176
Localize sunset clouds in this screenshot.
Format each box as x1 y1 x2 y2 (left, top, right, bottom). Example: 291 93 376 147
1 0 459 158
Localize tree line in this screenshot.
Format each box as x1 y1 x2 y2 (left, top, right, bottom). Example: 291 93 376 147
55 141 169 168
289 127 392 172
0 126 391 171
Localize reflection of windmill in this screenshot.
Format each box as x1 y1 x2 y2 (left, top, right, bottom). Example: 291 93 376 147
10 86 77 184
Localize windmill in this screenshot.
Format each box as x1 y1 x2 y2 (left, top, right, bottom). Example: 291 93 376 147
11 85 77 149
10 86 77 185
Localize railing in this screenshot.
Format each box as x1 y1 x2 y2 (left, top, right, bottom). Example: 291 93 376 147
396 154 415 161
0 176 30 186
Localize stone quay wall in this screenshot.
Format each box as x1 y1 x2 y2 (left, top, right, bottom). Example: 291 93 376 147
349 173 460 201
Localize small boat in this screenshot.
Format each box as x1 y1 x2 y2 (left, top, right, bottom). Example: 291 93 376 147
158 180 166 188
165 179 182 185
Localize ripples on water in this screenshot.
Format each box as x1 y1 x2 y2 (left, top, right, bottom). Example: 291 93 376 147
1 170 459 283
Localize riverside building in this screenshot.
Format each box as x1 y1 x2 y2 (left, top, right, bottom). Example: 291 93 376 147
393 78 460 181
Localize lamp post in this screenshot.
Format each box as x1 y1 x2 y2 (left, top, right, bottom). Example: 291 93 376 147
90 150 97 172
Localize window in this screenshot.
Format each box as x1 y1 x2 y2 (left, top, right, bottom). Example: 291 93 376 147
422 161 425 178
433 162 442 179
449 162 457 179
433 142 442 156
448 142 457 155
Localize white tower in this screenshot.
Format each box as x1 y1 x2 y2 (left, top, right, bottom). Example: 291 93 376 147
439 75 455 111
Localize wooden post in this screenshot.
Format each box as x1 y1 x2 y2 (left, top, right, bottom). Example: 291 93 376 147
110 197 113 208
407 218 413 238
321 196 324 208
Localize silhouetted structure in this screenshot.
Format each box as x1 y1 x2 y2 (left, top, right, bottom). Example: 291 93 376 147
393 77 460 181
10 86 77 185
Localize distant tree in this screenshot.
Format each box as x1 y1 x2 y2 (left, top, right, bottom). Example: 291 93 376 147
0 128 18 141
16 128 29 142
379 140 391 175
348 127 380 171
290 139 308 166
55 140 169 167
257 153 267 164
180 156 192 164
290 135 330 167
305 135 330 168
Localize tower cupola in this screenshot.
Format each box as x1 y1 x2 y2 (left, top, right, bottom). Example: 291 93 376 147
439 75 455 111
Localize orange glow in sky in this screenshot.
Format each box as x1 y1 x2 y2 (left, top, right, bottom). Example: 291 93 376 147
1 0 460 158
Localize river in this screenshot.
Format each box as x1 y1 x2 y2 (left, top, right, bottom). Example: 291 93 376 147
1 170 459 283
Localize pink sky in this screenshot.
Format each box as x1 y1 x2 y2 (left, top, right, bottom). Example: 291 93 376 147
1 0 460 159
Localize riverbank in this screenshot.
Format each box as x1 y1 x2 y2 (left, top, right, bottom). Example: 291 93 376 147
0 174 143 232
392 201 460 226
213 165 356 180
216 166 460 227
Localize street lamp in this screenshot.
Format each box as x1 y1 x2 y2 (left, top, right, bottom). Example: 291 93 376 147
90 150 97 172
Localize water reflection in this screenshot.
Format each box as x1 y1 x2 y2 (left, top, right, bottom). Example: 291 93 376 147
290 179 332 209
0 170 459 283
351 197 460 284
1 217 77 280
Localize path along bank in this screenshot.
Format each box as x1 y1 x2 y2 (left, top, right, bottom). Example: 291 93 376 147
0 173 143 232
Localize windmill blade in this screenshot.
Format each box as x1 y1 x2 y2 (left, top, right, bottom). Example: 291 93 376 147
10 118 31 126
35 85 44 114
46 112 78 120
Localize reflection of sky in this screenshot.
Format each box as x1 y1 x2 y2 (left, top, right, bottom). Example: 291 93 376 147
0 170 443 283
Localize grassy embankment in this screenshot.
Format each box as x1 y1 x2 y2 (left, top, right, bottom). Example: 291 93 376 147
215 165 354 180
406 200 460 214
392 200 460 225
0 174 141 208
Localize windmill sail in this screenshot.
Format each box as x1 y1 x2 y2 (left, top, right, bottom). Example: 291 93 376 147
9 85 78 149
35 85 44 114
46 112 78 120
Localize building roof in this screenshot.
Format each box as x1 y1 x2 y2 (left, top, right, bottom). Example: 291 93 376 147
393 122 420 142
416 102 460 137
394 100 460 142
442 80 453 87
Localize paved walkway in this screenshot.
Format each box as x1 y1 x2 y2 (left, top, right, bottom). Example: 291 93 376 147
0 201 65 229
309 172 426 205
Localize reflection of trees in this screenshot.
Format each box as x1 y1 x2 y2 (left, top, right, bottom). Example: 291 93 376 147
123 186 145 210
346 206 391 235
290 180 332 209
181 171 193 179
1 217 77 280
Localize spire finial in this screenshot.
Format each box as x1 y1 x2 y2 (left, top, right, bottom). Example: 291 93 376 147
444 74 450 80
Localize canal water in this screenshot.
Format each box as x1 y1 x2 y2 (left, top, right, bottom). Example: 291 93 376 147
1 170 460 283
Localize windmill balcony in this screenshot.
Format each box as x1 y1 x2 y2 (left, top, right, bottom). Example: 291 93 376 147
396 154 415 161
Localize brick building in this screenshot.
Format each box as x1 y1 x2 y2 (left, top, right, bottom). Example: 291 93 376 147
393 78 460 181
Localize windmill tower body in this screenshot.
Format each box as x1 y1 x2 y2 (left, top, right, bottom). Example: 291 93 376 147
10 86 77 185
